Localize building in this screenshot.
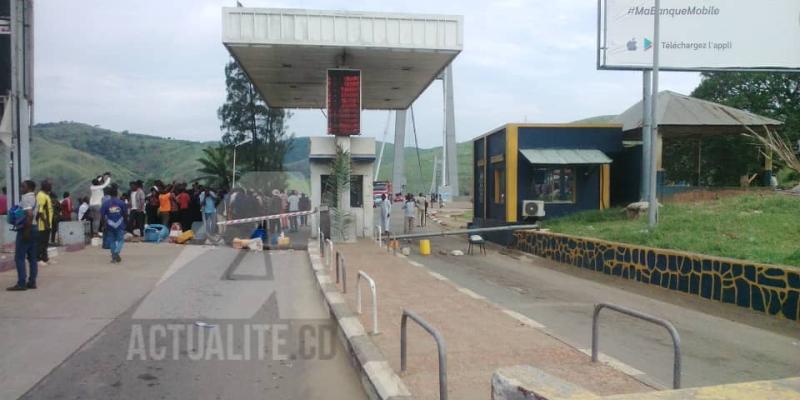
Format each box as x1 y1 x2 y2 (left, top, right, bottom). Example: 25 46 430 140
221 7 463 241
472 124 640 243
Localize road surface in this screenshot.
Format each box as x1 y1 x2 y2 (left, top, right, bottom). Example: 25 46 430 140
3 238 366 400
383 203 800 389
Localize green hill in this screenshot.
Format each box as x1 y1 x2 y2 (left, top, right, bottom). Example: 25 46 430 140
5 121 473 198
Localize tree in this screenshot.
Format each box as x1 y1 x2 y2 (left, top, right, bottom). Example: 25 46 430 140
196 145 233 189
671 72 800 186
325 145 353 242
217 60 294 177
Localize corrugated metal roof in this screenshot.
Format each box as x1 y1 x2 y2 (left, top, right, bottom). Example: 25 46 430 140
614 91 783 136
519 149 612 165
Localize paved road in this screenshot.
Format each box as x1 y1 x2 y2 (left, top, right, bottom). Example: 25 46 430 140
382 205 800 389
6 239 366 400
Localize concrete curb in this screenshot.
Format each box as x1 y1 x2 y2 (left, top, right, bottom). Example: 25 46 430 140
307 239 413 400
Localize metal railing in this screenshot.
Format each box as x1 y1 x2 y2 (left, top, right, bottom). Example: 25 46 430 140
592 303 682 389
401 309 447 400
388 224 539 241
335 251 347 293
357 271 379 334
318 227 324 254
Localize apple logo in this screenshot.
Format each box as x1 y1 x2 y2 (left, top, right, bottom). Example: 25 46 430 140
627 38 638 51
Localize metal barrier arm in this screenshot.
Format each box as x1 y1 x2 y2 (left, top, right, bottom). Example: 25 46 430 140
401 309 447 400
592 303 682 389
357 271 379 334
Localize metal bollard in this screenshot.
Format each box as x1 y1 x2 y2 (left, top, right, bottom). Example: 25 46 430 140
401 309 447 399
592 303 682 389
357 271 379 334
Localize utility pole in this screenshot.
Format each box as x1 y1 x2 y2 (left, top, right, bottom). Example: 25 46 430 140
648 0 661 227
641 70 652 201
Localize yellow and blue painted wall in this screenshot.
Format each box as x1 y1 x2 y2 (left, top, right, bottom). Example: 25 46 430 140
514 230 800 321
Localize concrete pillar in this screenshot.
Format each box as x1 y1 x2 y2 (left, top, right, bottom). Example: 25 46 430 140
443 64 459 198
8 0 33 206
392 109 407 194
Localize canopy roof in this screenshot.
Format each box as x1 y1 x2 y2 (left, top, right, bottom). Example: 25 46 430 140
222 7 463 110
520 149 612 165
614 91 783 140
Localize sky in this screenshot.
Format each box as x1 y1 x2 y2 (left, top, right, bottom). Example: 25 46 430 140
36 0 702 148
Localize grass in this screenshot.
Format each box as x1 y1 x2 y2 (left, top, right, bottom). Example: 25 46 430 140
541 193 800 267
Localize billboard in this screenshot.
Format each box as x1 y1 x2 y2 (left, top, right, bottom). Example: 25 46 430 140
598 0 800 71
327 69 361 136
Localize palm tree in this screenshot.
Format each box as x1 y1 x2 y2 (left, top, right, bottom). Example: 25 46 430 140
196 145 234 189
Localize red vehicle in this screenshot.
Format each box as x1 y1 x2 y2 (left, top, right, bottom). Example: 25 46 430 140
373 181 392 204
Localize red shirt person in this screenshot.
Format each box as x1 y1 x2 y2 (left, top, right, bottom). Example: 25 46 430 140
60 192 73 221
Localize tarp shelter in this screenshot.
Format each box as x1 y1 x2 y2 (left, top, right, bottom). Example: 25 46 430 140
615 90 783 140
614 91 784 189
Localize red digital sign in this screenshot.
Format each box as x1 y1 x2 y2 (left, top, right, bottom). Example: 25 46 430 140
327 69 361 136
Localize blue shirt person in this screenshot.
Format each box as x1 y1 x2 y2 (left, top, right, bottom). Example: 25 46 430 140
100 186 127 263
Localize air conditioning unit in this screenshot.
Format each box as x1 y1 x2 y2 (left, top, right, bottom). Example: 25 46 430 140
522 200 546 218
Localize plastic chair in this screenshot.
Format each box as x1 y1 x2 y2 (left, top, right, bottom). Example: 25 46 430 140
467 234 486 255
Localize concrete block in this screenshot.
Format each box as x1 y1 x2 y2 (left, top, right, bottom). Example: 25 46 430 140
491 365 598 400
58 221 85 246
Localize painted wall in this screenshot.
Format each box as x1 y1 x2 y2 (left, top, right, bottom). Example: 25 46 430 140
514 230 800 321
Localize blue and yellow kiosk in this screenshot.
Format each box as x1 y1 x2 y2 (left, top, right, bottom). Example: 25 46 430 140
472 123 640 243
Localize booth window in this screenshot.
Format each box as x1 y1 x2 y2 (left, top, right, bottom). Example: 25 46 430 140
529 167 575 203
494 168 505 204
321 175 336 207
350 175 363 208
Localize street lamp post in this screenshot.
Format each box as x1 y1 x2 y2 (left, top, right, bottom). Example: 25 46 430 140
231 137 252 190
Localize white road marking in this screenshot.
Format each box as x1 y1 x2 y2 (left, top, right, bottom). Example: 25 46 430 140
428 271 449 281
501 309 546 329
456 287 486 300
578 348 646 376
408 260 424 268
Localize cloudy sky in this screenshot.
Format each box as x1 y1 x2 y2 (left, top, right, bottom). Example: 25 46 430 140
36 0 701 148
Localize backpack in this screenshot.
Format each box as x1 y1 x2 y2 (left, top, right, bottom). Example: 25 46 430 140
6 205 27 231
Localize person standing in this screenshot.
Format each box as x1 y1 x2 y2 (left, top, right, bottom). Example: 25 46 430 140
416 192 428 227
7 180 39 291
279 190 289 231
89 173 111 235
402 194 416 234
158 187 172 226
78 197 93 235
100 185 127 263
199 187 217 236
299 193 310 226
287 190 300 232
380 194 391 235
60 192 73 222
36 181 53 264
176 186 191 232
129 181 146 236
49 192 61 244
0 186 7 215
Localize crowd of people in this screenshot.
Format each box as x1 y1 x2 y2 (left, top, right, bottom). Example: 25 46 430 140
378 192 432 236
3 172 313 291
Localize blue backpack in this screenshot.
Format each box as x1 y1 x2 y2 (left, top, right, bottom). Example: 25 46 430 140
6 205 27 231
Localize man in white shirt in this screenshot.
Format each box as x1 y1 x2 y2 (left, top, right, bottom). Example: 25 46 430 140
287 190 300 232
89 173 111 235
128 180 146 236
402 194 416 234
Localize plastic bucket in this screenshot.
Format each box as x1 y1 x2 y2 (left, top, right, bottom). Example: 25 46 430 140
419 239 431 256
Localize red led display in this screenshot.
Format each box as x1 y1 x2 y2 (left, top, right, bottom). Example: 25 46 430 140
327 69 361 136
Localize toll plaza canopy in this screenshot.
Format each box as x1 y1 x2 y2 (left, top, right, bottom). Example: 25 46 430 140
222 7 463 110
614 90 783 140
